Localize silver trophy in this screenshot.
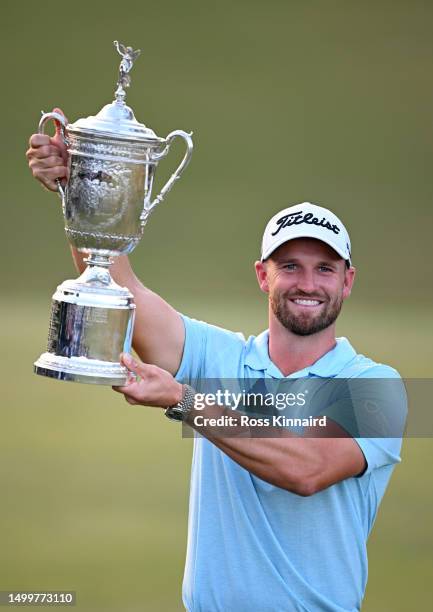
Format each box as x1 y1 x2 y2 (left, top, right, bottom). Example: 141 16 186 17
34 41 193 385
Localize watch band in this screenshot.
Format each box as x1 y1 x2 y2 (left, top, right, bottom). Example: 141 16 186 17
165 384 196 422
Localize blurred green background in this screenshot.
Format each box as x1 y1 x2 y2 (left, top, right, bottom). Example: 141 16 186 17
2 0 433 610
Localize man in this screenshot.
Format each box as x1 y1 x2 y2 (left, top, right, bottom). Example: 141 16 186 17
27 115 404 612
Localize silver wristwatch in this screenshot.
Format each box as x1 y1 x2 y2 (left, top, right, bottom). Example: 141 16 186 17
165 384 196 422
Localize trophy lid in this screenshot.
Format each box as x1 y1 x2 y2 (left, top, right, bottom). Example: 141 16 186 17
69 101 162 142
68 41 163 143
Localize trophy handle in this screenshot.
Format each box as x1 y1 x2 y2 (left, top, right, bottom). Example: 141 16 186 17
141 130 193 225
38 111 69 199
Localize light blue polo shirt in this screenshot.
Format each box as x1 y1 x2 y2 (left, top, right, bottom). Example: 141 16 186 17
175 315 405 612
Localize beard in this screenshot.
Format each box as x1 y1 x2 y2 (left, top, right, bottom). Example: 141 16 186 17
270 289 344 336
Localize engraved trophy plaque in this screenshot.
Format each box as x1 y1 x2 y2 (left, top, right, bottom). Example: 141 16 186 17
34 41 193 385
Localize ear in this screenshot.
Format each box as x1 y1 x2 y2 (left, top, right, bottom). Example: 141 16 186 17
342 266 356 299
255 260 270 293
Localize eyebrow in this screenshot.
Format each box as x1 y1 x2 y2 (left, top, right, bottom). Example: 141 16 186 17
274 258 338 266
317 261 338 267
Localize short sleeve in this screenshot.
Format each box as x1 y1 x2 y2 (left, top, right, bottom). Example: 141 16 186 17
354 437 402 476
175 315 209 386
174 314 246 386
352 364 407 476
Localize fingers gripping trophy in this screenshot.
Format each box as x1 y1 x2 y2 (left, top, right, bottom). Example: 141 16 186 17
33 41 193 385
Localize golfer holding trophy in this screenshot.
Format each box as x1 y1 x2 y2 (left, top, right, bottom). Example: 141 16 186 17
27 40 405 612
32 41 193 386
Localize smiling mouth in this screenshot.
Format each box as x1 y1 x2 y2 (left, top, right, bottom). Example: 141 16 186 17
290 298 324 307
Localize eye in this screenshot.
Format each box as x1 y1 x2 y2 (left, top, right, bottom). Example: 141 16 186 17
284 263 297 271
318 265 333 273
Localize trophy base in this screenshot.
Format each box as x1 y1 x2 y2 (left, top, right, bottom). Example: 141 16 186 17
34 353 128 386
34 262 136 386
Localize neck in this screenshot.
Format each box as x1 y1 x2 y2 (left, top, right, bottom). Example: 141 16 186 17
268 308 337 376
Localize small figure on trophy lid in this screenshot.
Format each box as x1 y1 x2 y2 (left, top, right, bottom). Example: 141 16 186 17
113 40 141 102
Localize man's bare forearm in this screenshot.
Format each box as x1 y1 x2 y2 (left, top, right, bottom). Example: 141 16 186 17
185 402 365 496
70 247 185 374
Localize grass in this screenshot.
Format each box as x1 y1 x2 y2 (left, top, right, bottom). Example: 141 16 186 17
1 297 432 611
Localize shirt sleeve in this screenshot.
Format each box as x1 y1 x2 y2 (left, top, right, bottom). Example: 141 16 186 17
352 364 407 476
174 314 209 386
174 313 246 386
354 437 402 476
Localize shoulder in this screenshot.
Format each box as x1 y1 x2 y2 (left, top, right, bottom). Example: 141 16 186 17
180 313 246 348
338 347 407 442
342 349 401 380
175 313 248 382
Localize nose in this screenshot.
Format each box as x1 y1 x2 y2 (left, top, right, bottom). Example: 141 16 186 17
295 269 317 295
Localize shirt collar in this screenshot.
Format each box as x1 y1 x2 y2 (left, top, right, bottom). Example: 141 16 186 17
244 330 357 378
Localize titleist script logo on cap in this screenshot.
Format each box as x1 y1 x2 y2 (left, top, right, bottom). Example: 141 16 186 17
271 210 341 237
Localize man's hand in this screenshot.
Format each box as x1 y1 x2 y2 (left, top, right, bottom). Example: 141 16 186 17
112 353 183 408
26 107 69 191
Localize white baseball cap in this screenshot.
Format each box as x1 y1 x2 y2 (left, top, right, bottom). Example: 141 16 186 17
260 202 352 265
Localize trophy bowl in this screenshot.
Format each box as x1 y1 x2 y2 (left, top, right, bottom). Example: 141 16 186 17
34 41 193 385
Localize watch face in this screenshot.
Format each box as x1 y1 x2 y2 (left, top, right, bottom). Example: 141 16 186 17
165 406 184 421
165 385 196 422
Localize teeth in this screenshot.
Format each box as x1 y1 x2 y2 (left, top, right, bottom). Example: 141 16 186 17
293 299 321 306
